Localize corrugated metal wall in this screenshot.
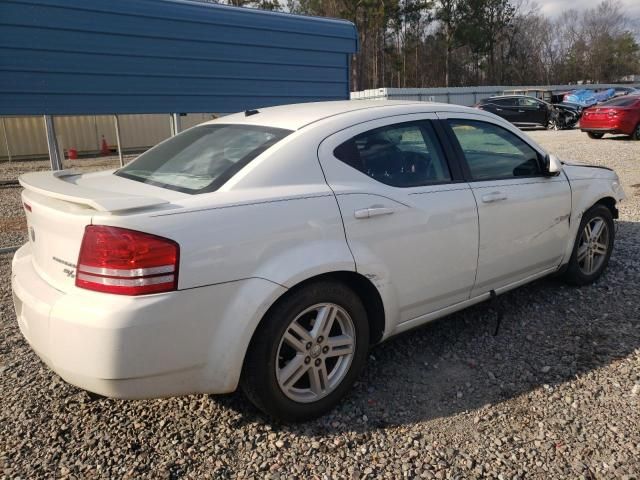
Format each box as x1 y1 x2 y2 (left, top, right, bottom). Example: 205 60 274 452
0 114 213 160
0 0 358 115
352 84 639 106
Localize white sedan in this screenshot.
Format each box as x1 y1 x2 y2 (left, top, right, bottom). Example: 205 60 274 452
12 101 625 421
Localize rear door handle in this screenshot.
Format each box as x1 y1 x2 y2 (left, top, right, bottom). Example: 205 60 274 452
481 192 507 203
354 206 395 219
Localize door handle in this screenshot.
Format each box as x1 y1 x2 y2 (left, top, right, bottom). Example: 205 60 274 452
481 192 507 203
354 206 395 219
495 108 503 111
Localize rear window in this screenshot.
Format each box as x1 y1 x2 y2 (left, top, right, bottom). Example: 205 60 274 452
600 96 639 107
116 124 292 194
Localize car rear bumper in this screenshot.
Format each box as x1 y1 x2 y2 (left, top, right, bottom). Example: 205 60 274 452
580 119 635 135
11 243 285 399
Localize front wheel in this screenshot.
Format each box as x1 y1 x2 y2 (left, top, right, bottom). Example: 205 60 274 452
587 132 604 139
631 123 640 140
241 281 369 422
563 205 615 286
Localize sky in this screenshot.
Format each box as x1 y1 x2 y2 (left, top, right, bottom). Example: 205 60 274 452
537 0 640 22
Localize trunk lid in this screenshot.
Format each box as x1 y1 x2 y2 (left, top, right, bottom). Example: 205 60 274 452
584 106 629 121
20 169 184 292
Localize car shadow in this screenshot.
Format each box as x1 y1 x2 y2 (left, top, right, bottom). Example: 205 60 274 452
212 219 640 435
580 133 635 141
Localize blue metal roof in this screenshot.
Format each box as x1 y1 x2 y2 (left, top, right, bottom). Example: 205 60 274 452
0 0 358 115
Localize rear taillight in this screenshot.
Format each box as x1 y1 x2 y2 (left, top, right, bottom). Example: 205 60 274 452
608 110 619 117
75 225 179 295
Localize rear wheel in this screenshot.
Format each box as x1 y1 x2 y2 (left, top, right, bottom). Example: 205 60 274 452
564 205 614 286
241 281 369 422
587 132 604 139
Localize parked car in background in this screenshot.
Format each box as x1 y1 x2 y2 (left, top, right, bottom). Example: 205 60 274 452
580 95 640 140
12 101 625 421
476 95 579 130
475 95 553 128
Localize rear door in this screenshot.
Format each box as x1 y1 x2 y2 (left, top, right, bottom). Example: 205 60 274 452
485 98 516 123
318 114 479 326
438 113 571 296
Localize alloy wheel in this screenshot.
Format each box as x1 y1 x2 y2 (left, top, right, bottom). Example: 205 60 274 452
576 216 609 275
276 303 356 403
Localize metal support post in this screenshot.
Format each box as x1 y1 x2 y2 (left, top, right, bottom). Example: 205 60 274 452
1 118 11 162
113 114 124 167
43 115 63 171
170 113 181 136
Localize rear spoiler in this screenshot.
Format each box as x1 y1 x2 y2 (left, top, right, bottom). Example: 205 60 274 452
19 170 169 212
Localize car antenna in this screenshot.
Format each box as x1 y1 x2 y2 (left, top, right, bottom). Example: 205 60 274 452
245 109 259 117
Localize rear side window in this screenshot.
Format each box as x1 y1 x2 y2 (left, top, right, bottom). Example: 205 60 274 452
333 121 451 188
448 120 542 180
116 124 292 194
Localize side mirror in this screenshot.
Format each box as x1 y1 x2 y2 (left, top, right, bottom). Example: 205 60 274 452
544 153 562 176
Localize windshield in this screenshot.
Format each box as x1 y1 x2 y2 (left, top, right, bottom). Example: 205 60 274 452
116 124 292 193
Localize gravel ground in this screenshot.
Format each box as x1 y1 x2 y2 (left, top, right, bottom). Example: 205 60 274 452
1 130 639 479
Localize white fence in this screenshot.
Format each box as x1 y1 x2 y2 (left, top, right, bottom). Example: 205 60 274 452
351 84 639 107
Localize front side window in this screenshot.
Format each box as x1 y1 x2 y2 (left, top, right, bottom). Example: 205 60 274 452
116 124 292 193
519 97 541 107
448 120 542 180
333 121 451 188
495 98 517 106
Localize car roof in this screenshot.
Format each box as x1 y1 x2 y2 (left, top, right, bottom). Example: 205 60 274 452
204 100 475 131
486 95 533 99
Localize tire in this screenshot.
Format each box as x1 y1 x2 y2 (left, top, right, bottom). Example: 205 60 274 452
587 132 604 139
563 204 615 286
631 123 640 140
241 281 369 422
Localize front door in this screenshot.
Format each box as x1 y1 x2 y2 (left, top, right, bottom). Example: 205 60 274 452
518 97 547 126
318 115 479 326
441 114 571 296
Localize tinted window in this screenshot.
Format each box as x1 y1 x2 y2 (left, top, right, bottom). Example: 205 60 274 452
519 97 541 107
116 124 291 194
492 98 516 106
449 120 542 180
334 122 451 187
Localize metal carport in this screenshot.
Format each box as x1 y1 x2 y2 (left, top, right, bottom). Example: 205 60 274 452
0 0 358 167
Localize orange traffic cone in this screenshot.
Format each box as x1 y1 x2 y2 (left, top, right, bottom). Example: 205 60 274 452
100 136 110 156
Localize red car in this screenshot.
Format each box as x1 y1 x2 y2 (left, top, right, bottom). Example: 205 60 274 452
580 95 640 140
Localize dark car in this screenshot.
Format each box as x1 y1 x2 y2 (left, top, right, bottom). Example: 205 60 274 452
475 95 553 128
